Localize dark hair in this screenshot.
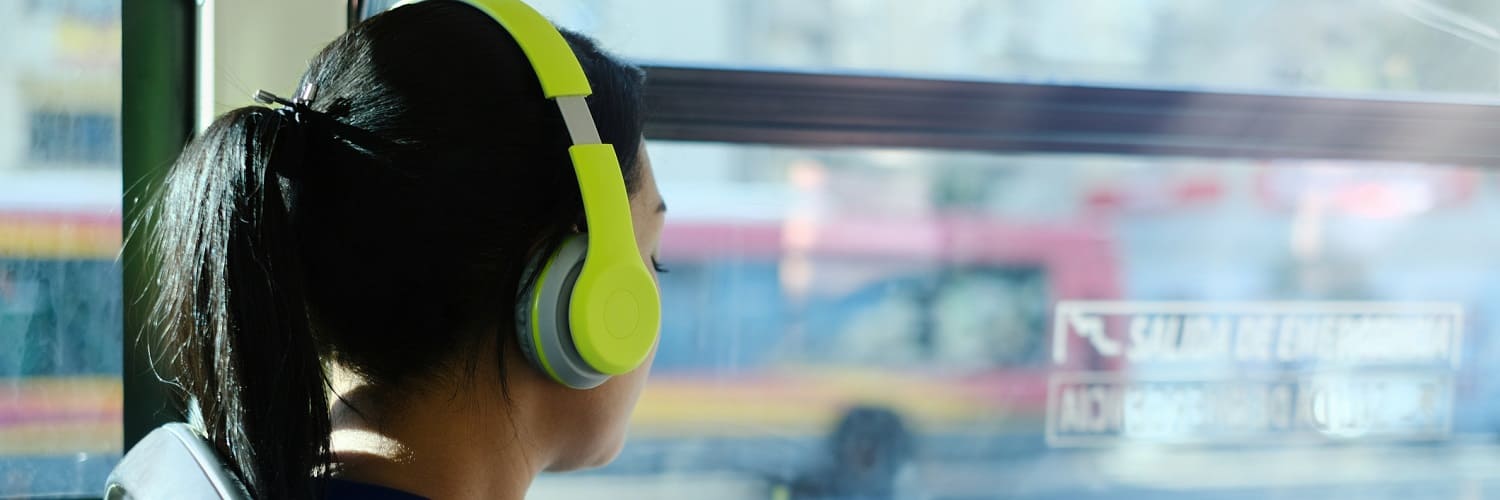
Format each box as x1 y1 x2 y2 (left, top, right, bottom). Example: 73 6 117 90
146 2 646 498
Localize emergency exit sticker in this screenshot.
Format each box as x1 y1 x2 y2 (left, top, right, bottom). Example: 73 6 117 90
1045 301 1463 447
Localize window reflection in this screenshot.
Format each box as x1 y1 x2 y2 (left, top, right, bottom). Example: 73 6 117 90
530 142 1500 499
1 0 123 497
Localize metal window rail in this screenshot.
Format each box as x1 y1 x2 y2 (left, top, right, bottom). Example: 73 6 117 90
643 65 1500 166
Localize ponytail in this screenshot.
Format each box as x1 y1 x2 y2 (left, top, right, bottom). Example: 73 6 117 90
151 106 330 499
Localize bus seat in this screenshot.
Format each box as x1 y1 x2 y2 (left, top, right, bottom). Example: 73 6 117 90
104 423 251 500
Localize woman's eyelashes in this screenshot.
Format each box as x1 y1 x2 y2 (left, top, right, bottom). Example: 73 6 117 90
651 257 669 274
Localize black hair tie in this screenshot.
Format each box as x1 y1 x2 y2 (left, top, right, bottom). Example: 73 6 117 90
253 85 322 178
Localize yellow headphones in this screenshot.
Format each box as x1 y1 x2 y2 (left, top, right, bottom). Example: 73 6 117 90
400 0 661 389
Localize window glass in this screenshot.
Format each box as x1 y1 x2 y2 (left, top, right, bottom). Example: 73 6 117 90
524 141 1500 499
354 0 1500 96
515 0 1500 98
0 0 124 497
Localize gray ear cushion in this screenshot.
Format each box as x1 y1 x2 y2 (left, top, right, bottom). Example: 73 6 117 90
514 235 610 389
513 251 550 376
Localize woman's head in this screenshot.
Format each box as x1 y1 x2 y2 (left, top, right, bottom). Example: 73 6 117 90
149 2 662 497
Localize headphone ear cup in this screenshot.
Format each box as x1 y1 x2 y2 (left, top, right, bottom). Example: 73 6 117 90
513 235 609 389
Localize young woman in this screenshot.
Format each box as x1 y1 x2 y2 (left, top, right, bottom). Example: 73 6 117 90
147 2 664 498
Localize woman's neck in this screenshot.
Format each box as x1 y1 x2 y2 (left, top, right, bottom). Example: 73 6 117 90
326 363 558 500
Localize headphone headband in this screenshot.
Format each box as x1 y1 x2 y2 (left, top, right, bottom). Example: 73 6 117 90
390 1 602 143
462 0 592 98
463 0 604 147
390 0 661 382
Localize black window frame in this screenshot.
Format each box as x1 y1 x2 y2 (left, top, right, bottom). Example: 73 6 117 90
121 0 195 467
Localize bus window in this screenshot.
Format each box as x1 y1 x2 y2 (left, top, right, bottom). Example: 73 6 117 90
138 1 1500 498
0 0 124 497
521 141 1500 499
